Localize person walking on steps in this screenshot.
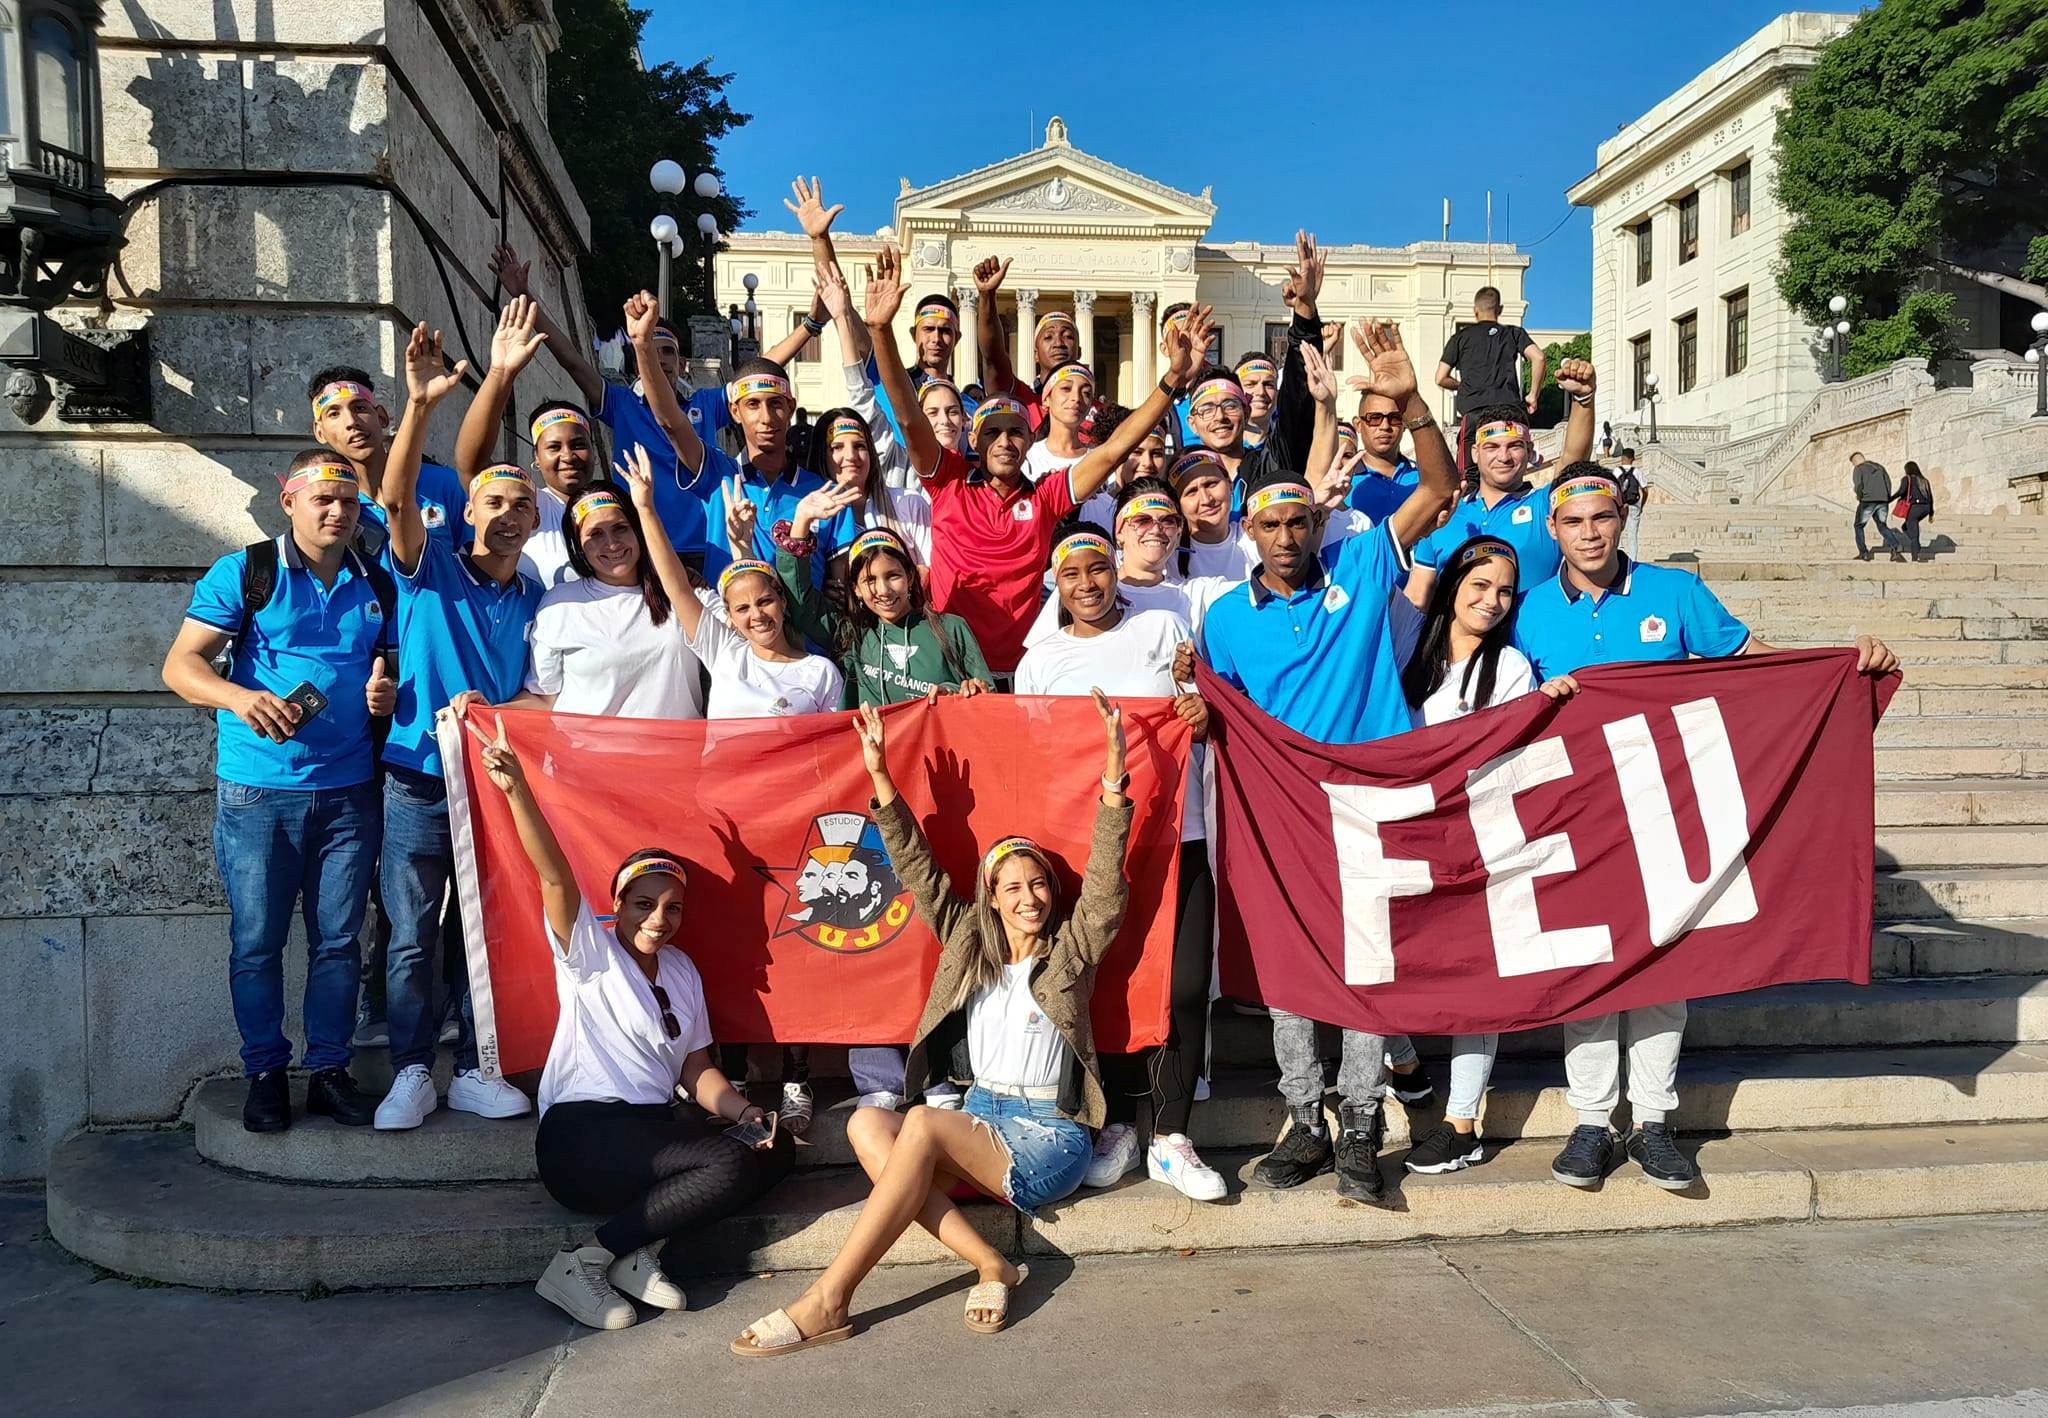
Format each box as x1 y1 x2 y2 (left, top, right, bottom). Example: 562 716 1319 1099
1850 451 1905 562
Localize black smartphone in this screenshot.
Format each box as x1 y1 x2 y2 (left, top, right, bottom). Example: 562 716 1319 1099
283 681 329 725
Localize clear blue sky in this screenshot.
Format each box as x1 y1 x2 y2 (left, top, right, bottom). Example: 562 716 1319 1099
639 0 1814 331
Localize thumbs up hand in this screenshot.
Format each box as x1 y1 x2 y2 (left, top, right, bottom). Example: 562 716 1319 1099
366 656 396 717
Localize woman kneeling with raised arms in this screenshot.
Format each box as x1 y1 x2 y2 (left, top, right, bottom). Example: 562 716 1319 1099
470 717 793 1331
732 691 1132 1355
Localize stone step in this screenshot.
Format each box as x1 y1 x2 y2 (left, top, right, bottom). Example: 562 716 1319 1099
1876 824 2048 868
1694 561 2048 584
1875 780 2048 826
1746 615 2048 643
1875 718 2048 750
1882 687 2048 717
1880 664 2048 688
1794 639 2048 663
47 1115 2048 1290
1874 919 2048 978
1875 868 2048 920
1717 596 2048 621
1874 746 2048 779
187 1044 2048 1189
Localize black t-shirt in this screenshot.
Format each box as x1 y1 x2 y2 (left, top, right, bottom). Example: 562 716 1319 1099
1440 321 1532 413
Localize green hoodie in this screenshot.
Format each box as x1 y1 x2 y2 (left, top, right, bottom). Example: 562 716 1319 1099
774 549 993 707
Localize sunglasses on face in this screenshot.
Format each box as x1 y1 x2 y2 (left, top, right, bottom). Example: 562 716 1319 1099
650 984 682 1041
1359 412 1403 427
1123 513 1183 531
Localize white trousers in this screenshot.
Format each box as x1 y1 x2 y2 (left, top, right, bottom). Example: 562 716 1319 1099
1561 1001 1686 1127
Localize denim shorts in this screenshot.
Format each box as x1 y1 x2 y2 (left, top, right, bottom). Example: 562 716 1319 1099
962 1085 1091 1215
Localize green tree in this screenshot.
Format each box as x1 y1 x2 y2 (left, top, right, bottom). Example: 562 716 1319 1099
1525 331 1592 428
1774 0 2048 377
547 0 751 330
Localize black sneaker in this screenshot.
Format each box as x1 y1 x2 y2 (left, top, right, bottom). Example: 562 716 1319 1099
1334 1102 1387 1203
243 1069 290 1133
1251 1106 1333 1189
1856 550 1873 562
1624 1122 1700 1191
1551 1124 1615 1188
1385 1066 1434 1105
1405 1120 1484 1174
305 1068 375 1127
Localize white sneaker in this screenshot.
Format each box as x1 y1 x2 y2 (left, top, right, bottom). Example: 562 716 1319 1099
923 1088 964 1110
448 1068 532 1119
1083 1122 1142 1188
535 1246 635 1329
606 1245 687 1311
854 1091 904 1111
1147 1133 1228 1202
1193 1075 1211 1103
374 1064 438 1130
779 1081 814 1137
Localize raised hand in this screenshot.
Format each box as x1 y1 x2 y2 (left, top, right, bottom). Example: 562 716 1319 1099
784 176 844 239
1353 319 1419 406
817 266 852 322
724 474 758 555
490 243 531 299
616 444 656 511
490 296 547 378
1163 304 1214 385
1282 229 1324 318
624 289 660 344
792 481 860 539
404 322 470 404
472 713 526 794
1554 358 1597 401
1302 342 1338 407
852 702 888 777
1091 687 1126 784
1321 321 1344 359
864 247 906 327
973 256 1012 297
1317 443 1362 509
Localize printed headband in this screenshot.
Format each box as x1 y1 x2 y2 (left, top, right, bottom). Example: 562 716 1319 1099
917 374 960 400
1116 492 1179 527
1168 449 1228 489
1234 357 1276 381
914 300 958 331
1034 311 1076 337
474 463 534 493
570 491 624 525
530 407 588 445
1336 422 1358 443
1474 419 1531 447
848 527 908 564
825 414 869 443
981 835 1054 891
280 459 359 494
1189 378 1246 415
1052 531 1113 567
312 381 373 417
1549 475 1620 509
615 856 689 895
717 557 777 595
1455 537 1519 569
728 372 794 403
650 327 680 349
1044 363 1094 395
1245 482 1312 518
971 396 1029 443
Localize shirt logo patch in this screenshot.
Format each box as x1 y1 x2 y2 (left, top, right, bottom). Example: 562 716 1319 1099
1511 504 1534 525
883 643 916 670
1011 501 1034 523
421 503 446 528
365 603 383 620
1640 614 1667 643
1323 584 1350 614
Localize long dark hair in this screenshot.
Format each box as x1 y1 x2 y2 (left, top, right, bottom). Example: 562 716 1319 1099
564 484 671 626
809 405 902 539
839 532 970 687
1402 534 1520 711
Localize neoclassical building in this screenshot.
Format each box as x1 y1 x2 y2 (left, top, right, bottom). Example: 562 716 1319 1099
716 118 1530 420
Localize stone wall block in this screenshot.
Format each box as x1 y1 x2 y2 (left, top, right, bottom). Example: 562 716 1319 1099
84 913 309 1123
244 57 389 173
0 918 86 1179
383 43 500 210
100 2 383 45
119 184 394 306
101 47 246 172
0 446 106 564
103 444 289 568
144 311 257 437
0 790 217 918
252 313 395 441
97 707 218 793
0 582 192 694
0 710 105 793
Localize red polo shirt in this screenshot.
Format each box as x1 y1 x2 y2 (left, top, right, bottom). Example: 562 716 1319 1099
924 447 1076 672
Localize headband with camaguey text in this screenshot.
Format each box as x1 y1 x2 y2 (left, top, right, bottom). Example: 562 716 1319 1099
312 381 373 418
728 373 793 404
614 856 689 897
847 527 908 564
914 299 958 333
825 414 868 444
1034 311 1076 338
1189 378 1245 416
717 558 777 596
1549 475 1620 510
1115 492 1179 528
981 836 1058 894
1052 531 1113 567
1168 449 1228 491
971 397 1029 443
1474 419 1531 448
1244 482 1312 518
280 459 358 494
1455 537 1519 570
1234 357 1276 383
530 407 589 445
570 491 624 525
474 463 535 494
1043 363 1094 395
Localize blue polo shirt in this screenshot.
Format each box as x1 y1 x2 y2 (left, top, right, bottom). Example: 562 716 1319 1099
598 384 714 560
1412 482 1560 583
696 442 858 587
186 535 392 790
1201 522 1414 745
354 459 469 568
1514 556 1752 680
383 535 543 777
1344 458 1421 526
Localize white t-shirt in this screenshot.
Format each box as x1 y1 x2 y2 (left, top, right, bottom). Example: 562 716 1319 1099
1414 645 1537 727
1015 607 1206 841
689 611 845 719
1025 441 1085 489
519 485 576 590
1021 572 1234 654
1183 507 1373 585
968 960 1067 1089
861 483 934 567
538 903 713 1115
527 578 707 719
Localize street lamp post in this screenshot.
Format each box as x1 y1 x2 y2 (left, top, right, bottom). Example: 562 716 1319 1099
1827 294 1850 382
2029 310 2048 419
1643 371 1661 445
647 161 723 321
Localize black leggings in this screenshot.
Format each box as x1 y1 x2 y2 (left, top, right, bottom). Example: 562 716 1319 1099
535 1100 793 1268
1101 841 1216 1135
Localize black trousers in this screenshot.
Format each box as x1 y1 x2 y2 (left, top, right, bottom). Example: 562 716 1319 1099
1901 510 1929 556
535 1100 793 1270
1101 841 1216 1135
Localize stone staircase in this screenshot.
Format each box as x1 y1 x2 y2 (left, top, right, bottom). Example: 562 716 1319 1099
46 507 2048 1292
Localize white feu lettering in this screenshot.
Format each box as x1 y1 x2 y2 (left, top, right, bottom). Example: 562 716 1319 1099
1321 782 1437 985
1602 697 1758 944
1466 738 1614 976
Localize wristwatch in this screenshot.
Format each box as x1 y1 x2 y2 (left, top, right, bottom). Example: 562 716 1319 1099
1403 410 1436 432
1102 771 1131 794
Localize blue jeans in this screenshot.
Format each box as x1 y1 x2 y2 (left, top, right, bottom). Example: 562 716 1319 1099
1854 501 1900 555
381 766 476 1071
213 778 380 1076
961 1086 1091 1214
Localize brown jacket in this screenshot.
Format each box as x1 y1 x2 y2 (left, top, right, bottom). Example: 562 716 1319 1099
874 793 1134 1129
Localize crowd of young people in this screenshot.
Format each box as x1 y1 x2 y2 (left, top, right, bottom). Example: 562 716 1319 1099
163 175 1900 1346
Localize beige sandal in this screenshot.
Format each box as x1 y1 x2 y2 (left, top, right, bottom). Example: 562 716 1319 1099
729 1307 853 1358
964 1263 1029 1334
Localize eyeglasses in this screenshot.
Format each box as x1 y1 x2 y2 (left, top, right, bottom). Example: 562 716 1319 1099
1189 399 1243 421
650 984 682 1041
1358 412 1403 427
1122 513 1183 531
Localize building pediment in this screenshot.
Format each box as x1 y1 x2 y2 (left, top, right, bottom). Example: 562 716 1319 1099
896 116 1216 230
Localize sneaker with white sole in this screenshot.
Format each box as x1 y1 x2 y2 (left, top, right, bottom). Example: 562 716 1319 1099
373 1064 438 1131
448 1068 532 1119
535 1246 636 1330
1192 1075 1211 1103
854 1091 904 1111
1146 1133 1227 1201
779 1081 814 1137
350 1017 389 1049
923 1088 963 1110
606 1245 687 1310
1083 1122 1142 1188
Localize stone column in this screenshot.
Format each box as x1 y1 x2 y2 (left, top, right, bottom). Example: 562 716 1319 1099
1131 291 1157 391
1014 288 1039 382
1074 289 1097 369
954 284 981 388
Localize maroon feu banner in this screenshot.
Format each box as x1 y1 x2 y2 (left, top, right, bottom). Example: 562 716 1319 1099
1202 650 1898 1035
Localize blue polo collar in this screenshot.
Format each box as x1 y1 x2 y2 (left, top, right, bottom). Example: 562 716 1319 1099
1559 552 1635 604
1245 556 1328 606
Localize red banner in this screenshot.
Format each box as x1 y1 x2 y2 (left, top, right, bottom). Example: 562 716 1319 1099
444 697 1191 1079
1202 650 1897 1035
